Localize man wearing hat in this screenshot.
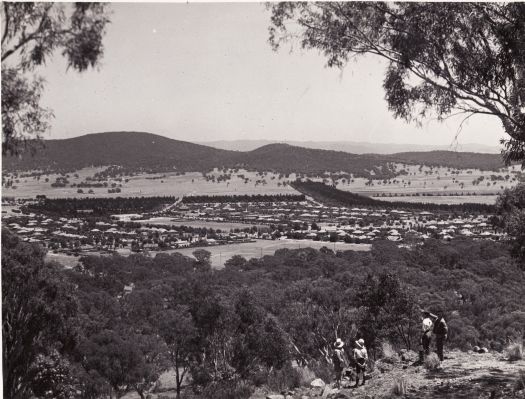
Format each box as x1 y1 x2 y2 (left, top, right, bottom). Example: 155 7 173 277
353 338 368 387
432 310 448 361
332 338 346 388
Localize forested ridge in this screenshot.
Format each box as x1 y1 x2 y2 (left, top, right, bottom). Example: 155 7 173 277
2 132 507 177
3 228 524 399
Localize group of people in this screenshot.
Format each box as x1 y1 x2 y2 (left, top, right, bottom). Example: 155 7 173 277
420 310 448 362
332 337 368 388
330 310 448 388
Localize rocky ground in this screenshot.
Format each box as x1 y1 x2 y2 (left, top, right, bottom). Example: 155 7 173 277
251 350 525 399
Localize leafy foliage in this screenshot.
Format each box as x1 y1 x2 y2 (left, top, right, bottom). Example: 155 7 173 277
268 2 525 165
494 183 525 264
2 229 78 399
3 226 525 398
1 3 110 155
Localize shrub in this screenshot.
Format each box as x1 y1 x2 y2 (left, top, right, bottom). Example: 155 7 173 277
296 366 316 386
391 377 408 396
505 340 524 361
424 353 441 371
514 370 525 392
381 341 399 363
200 380 254 399
308 360 333 384
267 363 301 392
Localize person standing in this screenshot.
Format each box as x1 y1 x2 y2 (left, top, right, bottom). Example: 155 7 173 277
332 338 346 388
433 312 448 361
420 311 434 362
353 338 368 387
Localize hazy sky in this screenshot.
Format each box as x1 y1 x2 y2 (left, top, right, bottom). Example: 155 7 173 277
36 2 505 146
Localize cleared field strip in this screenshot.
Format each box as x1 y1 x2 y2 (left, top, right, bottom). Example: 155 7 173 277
377 195 498 205
3 169 298 199
135 217 266 230
46 239 371 269
151 239 371 268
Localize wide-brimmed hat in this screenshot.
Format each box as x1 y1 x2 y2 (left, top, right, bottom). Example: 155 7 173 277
355 339 365 348
334 338 344 348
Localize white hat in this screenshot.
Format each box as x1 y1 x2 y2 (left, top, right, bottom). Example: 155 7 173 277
355 339 365 348
334 338 344 348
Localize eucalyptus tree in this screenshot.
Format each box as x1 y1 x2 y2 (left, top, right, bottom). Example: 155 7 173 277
269 2 525 164
1 2 110 155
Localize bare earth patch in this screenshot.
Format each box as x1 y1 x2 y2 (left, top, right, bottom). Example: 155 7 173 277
252 350 525 399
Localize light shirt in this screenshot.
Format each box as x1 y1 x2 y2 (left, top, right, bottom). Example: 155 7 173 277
422 317 433 332
334 348 345 363
353 347 368 360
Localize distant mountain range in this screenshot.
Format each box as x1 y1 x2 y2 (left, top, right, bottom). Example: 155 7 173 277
200 139 501 154
3 132 507 177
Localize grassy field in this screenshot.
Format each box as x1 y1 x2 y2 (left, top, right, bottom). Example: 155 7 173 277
3 168 298 199
136 217 266 230
378 194 499 205
4 164 520 204
47 239 370 270
333 164 519 201
140 239 370 268
45 252 80 269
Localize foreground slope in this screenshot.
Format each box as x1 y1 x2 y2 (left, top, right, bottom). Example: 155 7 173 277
251 350 525 399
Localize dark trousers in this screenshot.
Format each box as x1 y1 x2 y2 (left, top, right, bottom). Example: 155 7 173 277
420 332 431 361
422 333 431 354
355 360 366 384
436 335 445 361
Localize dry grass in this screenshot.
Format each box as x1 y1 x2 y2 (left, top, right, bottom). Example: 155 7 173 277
505 340 524 361
381 341 399 363
391 376 408 396
514 370 525 392
308 360 333 384
424 353 441 371
267 364 302 392
296 366 316 386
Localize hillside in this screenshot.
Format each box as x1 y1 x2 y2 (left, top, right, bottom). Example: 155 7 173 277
3 132 507 178
245 143 395 177
390 151 506 171
201 139 501 154
1 132 397 178
251 350 525 399
2 131 238 172
4 227 525 399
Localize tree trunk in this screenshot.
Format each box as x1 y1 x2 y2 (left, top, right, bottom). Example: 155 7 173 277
176 360 181 399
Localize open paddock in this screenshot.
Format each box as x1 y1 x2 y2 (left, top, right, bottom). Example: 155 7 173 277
45 252 80 269
49 240 370 270
333 164 519 203
149 239 370 268
376 194 499 205
3 168 298 199
136 217 266 230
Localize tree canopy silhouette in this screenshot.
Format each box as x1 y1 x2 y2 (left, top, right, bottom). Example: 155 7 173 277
1 2 110 155
268 2 525 165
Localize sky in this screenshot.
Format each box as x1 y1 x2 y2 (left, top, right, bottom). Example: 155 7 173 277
34 2 505 146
